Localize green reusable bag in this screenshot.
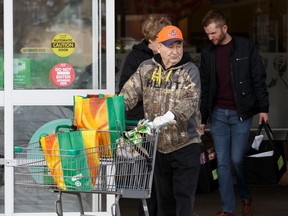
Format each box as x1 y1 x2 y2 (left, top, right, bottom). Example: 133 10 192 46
57 131 92 191
27 119 72 186
73 94 126 156
40 130 96 191
106 95 126 146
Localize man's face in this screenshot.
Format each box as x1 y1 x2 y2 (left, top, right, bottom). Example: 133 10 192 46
204 23 227 45
158 41 183 69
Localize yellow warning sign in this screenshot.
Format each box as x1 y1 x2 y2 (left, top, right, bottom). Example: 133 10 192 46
51 33 75 57
20 47 52 54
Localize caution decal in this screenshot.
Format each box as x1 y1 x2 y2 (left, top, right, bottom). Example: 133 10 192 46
51 33 75 57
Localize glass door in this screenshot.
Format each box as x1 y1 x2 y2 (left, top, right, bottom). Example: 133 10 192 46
2 0 115 215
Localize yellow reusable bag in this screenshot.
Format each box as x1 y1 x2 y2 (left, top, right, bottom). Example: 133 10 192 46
40 130 100 191
73 94 126 156
73 94 126 130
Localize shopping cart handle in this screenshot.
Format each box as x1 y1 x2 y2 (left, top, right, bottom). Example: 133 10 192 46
125 119 138 126
154 122 169 130
125 119 169 131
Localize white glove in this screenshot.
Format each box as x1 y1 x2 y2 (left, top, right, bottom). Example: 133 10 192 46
153 111 176 128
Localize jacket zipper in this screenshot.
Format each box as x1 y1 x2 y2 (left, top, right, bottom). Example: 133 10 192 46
230 55 243 121
209 54 215 116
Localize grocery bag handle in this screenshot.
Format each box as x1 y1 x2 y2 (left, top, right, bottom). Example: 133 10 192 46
257 121 275 140
256 120 276 150
55 124 76 133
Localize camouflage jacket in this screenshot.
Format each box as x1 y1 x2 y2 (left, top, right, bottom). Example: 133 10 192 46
120 52 201 153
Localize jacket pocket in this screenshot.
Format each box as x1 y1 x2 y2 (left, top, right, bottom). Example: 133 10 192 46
238 79 253 96
238 79 257 109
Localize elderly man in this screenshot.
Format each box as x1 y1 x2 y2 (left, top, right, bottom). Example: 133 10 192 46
120 25 201 216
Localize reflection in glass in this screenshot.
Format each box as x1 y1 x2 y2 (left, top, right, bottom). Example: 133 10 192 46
10 106 105 213
10 105 94 213
273 55 288 89
12 0 106 90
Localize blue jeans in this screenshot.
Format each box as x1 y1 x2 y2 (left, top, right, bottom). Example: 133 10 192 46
211 108 252 213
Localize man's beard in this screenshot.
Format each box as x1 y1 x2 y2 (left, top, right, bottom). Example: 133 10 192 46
215 32 226 45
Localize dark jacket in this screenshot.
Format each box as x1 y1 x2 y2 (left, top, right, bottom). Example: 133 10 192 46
119 39 154 120
200 36 269 124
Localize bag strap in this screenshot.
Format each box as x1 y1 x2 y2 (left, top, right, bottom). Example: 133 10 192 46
256 120 276 149
55 124 76 133
257 121 275 139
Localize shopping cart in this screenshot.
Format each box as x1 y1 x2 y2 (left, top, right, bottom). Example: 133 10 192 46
13 124 164 216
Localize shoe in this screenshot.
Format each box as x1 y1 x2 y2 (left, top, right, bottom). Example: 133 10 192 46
216 209 235 216
242 199 254 216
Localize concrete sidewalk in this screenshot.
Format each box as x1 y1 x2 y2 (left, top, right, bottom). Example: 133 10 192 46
193 184 288 216
119 169 288 216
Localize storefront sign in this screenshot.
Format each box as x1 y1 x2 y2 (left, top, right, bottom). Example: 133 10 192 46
49 63 75 87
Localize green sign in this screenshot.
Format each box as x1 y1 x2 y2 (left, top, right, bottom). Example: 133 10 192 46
13 58 31 88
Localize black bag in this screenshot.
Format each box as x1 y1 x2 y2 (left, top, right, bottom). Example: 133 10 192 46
245 121 287 185
196 133 218 193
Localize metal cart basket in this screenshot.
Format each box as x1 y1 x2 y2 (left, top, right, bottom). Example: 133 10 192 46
14 127 162 216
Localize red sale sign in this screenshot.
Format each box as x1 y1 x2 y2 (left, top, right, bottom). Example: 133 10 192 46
50 63 75 87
